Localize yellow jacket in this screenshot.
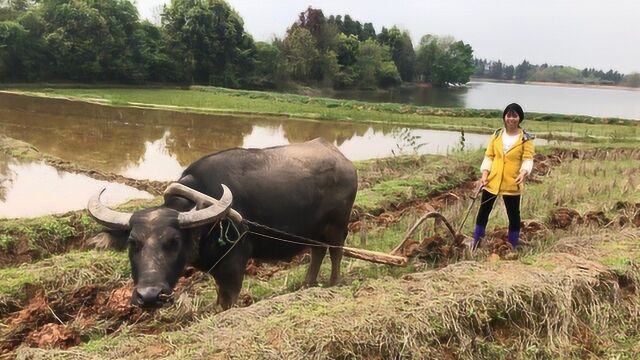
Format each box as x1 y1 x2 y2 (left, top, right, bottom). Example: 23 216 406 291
484 128 535 196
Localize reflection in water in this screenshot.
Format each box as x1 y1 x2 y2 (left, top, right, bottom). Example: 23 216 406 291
321 86 467 108
122 131 184 181
0 155 153 218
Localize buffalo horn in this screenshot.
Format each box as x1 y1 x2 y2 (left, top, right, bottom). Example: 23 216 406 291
176 184 234 228
164 183 243 223
87 189 132 230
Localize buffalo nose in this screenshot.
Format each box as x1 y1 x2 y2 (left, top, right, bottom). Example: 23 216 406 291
132 286 163 307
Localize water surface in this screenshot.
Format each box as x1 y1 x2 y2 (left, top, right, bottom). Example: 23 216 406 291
326 81 640 120
0 154 152 218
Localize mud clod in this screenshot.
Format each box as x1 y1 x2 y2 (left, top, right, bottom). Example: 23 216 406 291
549 208 582 229
25 323 81 349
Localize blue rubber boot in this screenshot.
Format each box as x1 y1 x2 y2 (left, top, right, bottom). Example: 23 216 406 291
471 225 485 250
507 230 520 249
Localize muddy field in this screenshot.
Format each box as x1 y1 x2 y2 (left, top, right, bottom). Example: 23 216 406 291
1 141 640 358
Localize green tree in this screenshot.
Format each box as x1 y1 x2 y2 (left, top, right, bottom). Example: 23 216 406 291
41 0 111 81
414 34 439 83
355 39 399 89
249 41 286 88
361 22 375 40
0 20 27 80
331 33 359 88
378 26 414 82
415 35 474 86
621 73 640 87
473 58 487 77
376 61 401 88
289 7 337 52
92 0 144 82
515 60 533 82
503 65 514 80
283 27 319 81
133 20 179 82
162 0 256 86
488 60 503 79
0 0 33 20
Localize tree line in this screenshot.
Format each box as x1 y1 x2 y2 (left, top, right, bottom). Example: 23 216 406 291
0 0 475 89
473 59 639 87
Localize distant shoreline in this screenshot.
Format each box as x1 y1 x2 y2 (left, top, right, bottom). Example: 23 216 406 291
469 77 640 91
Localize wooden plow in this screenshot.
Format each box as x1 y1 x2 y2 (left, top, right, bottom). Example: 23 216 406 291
341 203 467 267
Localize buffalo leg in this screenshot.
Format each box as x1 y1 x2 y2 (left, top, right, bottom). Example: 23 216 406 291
211 253 247 310
304 246 327 286
328 247 343 286
327 227 348 286
213 270 244 310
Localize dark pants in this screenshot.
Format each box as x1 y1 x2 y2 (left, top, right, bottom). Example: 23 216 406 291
475 190 521 232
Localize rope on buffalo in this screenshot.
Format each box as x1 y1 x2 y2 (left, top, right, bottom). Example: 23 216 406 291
243 219 345 249
206 219 338 273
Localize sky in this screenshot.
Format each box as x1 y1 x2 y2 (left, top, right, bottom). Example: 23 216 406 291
135 0 640 74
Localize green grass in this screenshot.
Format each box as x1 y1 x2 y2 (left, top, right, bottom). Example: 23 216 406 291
0 250 129 302
354 151 482 214
7 87 639 142
0 214 88 252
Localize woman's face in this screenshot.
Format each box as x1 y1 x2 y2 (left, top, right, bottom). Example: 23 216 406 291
503 111 520 129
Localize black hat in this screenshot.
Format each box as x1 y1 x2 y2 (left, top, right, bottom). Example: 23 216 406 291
503 103 524 123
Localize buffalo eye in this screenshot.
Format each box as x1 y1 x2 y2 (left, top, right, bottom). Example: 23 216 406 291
164 236 180 251
128 237 142 252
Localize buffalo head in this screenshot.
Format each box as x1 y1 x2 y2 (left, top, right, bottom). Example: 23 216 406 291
87 184 233 308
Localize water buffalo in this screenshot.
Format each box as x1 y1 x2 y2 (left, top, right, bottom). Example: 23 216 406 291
88 138 357 310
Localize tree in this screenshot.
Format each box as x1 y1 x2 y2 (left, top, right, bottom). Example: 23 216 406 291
503 65 514 80
0 20 27 80
249 41 286 88
621 73 640 87
162 0 256 86
283 27 319 81
354 39 399 89
414 35 474 86
473 58 487 77
488 60 503 79
361 22 375 40
0 0 33 21
331 33 359 88
41 0 111 81
376 61 401 88
515 60 533 82
378 26 414 82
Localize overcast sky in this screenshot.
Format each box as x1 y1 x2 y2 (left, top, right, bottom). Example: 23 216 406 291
135 0 640 74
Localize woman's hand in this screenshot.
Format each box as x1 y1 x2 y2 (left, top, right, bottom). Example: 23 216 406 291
476 171 489 189
515 170 528 185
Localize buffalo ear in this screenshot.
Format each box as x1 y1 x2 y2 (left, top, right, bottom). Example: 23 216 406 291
88 229 129 251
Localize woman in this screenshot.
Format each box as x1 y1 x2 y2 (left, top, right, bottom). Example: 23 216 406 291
472 103 535 250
